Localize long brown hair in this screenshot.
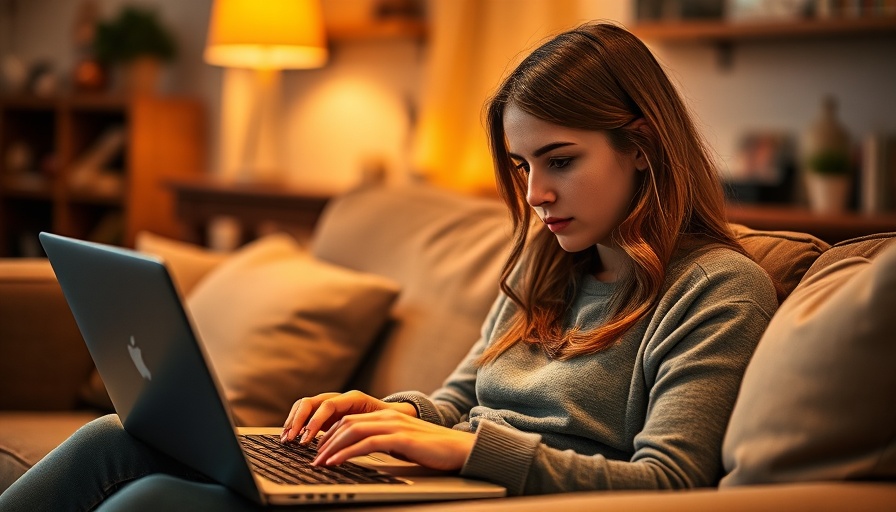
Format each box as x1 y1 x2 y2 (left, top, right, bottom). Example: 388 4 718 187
479 22 746 364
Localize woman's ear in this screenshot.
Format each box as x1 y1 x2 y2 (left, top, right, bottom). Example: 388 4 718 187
634 148 649 172
629 119 651 171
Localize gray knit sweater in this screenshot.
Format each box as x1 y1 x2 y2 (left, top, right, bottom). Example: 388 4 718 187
386 245 777 495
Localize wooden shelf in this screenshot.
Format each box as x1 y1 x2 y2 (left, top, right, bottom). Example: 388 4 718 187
167 177 335 247
727 203 896 244
327 18 427 42
0 176 53 200
0 94 131 111
632 16 896 43
0 95 205 256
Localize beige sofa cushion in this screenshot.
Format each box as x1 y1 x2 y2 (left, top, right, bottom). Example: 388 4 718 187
0 260 93 410
135 231 229 295
729 224 828 301
721 236 896 486
311 185 512 397
187 234 401 426
801 232 896 282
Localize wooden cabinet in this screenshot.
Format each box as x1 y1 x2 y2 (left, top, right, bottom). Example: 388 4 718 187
0 95 204 256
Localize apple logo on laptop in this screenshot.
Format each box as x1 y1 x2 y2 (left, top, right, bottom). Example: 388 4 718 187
127 336 152 381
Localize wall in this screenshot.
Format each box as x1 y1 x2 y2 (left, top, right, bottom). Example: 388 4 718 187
217 38 422 191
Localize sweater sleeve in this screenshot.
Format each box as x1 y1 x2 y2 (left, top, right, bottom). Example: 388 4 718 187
460 261 777 495
383 293 511 426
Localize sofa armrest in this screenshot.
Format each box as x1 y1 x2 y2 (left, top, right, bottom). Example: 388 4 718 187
0 259 94 410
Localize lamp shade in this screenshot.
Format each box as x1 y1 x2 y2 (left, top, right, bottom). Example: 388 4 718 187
204 0 328 69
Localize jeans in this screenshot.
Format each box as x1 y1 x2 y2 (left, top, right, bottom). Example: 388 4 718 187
0 414 260 512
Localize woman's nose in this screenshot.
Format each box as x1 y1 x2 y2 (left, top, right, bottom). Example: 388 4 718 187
526 169 555 207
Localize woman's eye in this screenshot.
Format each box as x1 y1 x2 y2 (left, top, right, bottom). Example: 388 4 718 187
549 157 572 169
515 162 530 174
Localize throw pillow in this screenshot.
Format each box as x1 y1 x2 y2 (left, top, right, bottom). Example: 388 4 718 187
721 239 896 486
186 233 401 426
800 232 896 282
135 231 230 296
729 223 828 302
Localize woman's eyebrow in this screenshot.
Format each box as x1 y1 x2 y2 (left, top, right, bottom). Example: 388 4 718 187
509 142 576 161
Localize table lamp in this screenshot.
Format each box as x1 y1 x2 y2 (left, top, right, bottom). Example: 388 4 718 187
204 0 328 181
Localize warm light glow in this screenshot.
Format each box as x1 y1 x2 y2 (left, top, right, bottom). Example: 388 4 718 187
204 0 328 69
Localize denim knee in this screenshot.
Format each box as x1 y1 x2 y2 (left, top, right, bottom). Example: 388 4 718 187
97 474 261 512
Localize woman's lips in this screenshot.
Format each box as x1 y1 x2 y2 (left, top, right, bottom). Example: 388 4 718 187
543 217 572 233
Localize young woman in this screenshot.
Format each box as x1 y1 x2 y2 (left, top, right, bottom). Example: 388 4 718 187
280 21 778 495
0 21 777 510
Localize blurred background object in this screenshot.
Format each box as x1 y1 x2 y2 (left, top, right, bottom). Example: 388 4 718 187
204 0 328 183
93 5 177 95
70 0 106 93
802 95 852 214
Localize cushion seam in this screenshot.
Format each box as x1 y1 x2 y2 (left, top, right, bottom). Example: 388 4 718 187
0 444 34 471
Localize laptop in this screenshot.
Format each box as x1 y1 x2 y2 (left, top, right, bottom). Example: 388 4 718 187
39 232 506 506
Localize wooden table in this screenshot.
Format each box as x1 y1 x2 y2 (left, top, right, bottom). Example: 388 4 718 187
726 204 896 244
167 178 335 247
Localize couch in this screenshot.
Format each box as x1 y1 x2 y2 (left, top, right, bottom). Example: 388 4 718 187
1 183 894 510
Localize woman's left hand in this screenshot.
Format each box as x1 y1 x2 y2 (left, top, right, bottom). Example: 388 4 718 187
312 409 475 471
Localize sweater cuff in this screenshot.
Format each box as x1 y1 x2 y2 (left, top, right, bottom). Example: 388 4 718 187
382 391 443 425
461 419 541 496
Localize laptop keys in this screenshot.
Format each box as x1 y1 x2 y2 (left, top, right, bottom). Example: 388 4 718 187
239 434 408 486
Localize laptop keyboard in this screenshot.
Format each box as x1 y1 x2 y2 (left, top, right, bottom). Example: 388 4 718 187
239 434 409 486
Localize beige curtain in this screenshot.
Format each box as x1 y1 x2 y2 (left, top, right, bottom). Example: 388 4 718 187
410 0 586 195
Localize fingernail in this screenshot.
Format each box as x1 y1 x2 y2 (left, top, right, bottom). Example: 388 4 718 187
299 428 310 444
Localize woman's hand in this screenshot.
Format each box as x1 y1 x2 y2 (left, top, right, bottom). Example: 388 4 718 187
281 390 417 444
313 409 476 471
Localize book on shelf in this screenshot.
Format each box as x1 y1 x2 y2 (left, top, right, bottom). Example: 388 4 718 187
68 125 126 197
860 132 896 214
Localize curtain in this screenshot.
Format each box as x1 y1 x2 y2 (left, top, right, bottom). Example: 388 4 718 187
410 0 591 195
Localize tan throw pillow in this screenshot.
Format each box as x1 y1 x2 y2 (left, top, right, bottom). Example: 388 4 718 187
729 223 828 302
135 231 229 296
186 234 401 426
721 240 896 486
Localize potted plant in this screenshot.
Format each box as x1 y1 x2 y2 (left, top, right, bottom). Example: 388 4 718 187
92 6 177 95
803 97 852 214
805 147 852 214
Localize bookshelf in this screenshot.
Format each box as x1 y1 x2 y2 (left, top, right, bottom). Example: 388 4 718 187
0 95 205 257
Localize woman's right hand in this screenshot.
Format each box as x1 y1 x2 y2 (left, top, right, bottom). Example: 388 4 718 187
281 390 417 444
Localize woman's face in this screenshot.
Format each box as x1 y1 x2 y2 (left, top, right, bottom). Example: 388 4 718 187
503 104 645 253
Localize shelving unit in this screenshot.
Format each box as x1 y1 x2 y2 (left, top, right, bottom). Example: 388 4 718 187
632 14 896 68
632 16 896 42
632 12 896 233
0 95 205 257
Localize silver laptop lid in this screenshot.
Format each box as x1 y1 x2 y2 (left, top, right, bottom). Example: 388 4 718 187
39 232 263 504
